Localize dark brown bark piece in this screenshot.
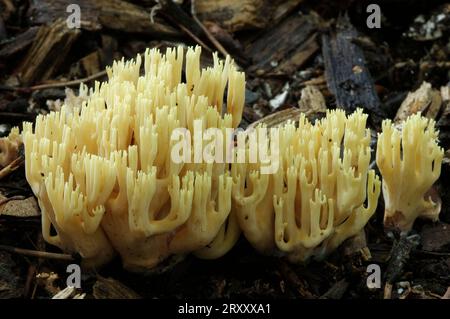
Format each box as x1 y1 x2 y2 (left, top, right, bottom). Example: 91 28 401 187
193 0 303 32
18 19 80 85
278 261 316 298
319 279 349 299
194 0 270 32
28 0 179 37
93 276 141 299
0 27 39 58
27 0 101 30
97 0 177 36
322 14 386 126
246 12 321 75
385 234 420 284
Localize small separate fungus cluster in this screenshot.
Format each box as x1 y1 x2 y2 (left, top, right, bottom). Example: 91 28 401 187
376 114 444 231
232 109 381 262
22 46 445 271
0 127 22 168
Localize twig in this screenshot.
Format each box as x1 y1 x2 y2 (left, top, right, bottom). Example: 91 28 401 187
0 244 75 261
385 233 420 281
177 23 212 52
31 282 38 299
23 264 37 298
158 0 212 52
190 0 229 58
384 282 393 299
29 70 107 91
0 156 24 180
0 85 18 92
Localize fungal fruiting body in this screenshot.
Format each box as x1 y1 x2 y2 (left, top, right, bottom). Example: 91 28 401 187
376 114 444 232
232 109 381 262
0 127 22 168
23 46 245 270
22 46 398 270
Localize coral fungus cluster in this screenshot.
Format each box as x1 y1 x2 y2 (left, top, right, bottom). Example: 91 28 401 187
376 114 444 231
232 109 381 262
21 46 444 271
23 46 244 271
0 127 22 168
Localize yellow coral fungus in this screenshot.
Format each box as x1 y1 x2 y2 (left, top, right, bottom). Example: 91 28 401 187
21 45 402 269
376 113 444 231
232 109 381 262
0 127 22 168
23 46 245 270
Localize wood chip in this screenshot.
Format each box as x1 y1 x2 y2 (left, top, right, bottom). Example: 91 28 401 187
18 19 80 85
395 81 442 122
194 0 270 32
245 107 302 131
194 0 304 33
93 277 141 299
298 85 326 116
52 286 86 299
247 12 321 75
52 286 76 299
0 194 40 217
36 272 60 296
